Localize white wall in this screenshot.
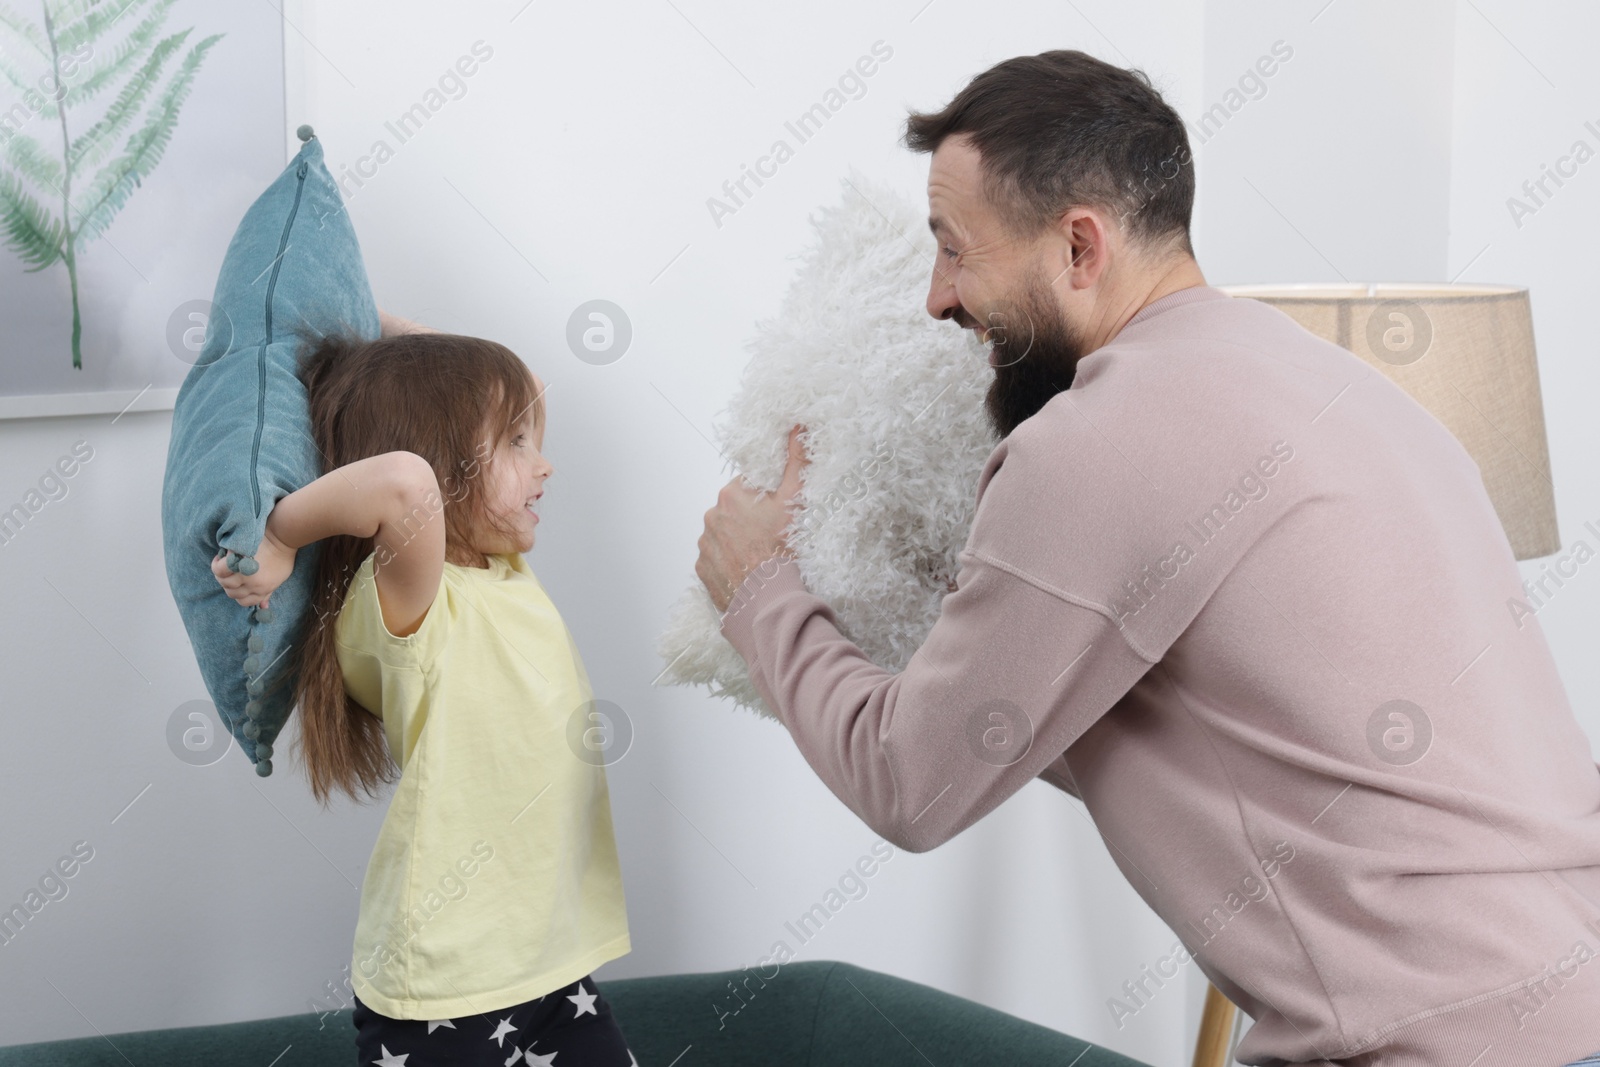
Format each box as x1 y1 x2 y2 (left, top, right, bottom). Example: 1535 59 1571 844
2 3 1595 1066
1193 0 1458 282
1443 0 1600 741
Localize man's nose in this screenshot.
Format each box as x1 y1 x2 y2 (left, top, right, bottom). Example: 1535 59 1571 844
925 258 959 322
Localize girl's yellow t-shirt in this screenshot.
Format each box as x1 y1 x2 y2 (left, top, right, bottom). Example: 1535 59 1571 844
334 550 629 1020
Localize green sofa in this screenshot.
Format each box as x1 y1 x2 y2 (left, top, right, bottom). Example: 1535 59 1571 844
0 960 1151 1065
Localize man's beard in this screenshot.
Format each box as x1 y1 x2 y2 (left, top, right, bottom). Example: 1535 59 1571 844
980 270 1088 440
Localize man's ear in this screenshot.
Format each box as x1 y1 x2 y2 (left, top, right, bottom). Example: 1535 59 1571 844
1053 208 1112 290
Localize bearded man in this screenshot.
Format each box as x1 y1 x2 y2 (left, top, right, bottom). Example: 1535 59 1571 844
695 49 1600 1067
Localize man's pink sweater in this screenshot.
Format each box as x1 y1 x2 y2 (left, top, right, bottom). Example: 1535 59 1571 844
719 285 1600 1067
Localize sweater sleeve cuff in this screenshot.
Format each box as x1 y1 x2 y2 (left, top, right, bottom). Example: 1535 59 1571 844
717 553 810 674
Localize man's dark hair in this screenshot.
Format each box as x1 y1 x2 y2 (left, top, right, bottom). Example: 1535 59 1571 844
904 50 1194 255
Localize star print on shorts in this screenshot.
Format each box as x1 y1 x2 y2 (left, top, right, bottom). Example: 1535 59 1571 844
567 981 598 1017
353 973 635 1066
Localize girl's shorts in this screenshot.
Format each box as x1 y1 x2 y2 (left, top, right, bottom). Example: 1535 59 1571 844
352 973 635 1066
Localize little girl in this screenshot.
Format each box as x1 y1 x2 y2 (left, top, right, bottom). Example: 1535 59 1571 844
211 312 635 1066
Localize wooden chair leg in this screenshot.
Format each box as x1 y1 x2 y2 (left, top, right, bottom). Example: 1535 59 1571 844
1191 983 1238 1067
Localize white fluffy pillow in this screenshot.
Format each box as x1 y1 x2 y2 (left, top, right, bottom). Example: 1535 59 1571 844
656 169 998 719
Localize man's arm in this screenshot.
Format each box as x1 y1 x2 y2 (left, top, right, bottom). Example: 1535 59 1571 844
698 415 1162 851
1038 753 1082 800
719 545 1151 852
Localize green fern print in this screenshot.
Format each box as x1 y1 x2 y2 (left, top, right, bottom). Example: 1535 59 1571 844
0 0 220 369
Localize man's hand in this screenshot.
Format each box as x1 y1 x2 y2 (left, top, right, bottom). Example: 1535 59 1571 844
211 524 297 610
697 424 811 614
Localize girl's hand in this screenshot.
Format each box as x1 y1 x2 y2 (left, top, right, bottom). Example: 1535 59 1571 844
378 306 440 337
211 526 297 609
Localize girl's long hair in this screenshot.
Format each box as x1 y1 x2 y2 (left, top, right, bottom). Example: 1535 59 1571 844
292 329 542 806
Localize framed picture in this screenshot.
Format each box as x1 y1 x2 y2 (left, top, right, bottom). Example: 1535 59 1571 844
0 0 285 419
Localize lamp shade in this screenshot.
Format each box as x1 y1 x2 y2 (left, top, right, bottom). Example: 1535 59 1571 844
1222 283 1559 561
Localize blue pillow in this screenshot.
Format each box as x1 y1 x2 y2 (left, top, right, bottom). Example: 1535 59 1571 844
161 127 379 776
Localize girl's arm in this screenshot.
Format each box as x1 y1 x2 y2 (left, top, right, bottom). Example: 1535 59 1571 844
210 451 446 638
